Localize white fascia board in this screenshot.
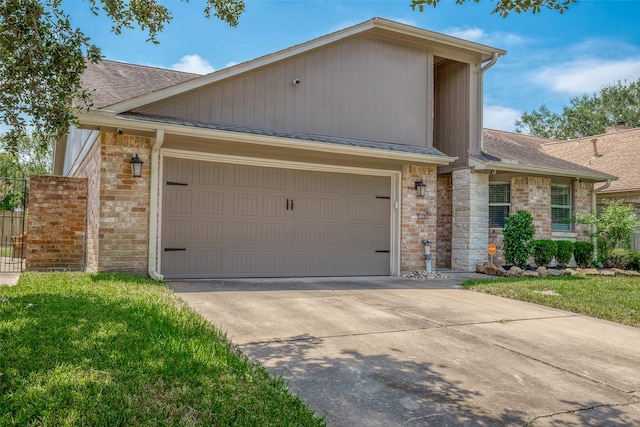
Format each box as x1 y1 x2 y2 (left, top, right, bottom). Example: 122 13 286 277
478 160 617 182
108 18 505 113
77 111 456 166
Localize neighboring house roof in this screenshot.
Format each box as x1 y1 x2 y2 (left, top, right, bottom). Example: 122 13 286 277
541 128 640 194
81 60 199 108
475 129 616 182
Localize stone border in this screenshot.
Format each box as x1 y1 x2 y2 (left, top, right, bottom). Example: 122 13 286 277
475 261 640 278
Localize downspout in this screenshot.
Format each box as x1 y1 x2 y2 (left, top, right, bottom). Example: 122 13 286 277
479 52 500 152
148 129 165 280
591 179 612 260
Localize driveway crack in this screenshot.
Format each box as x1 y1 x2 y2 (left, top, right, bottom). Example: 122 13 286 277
525 399 640 426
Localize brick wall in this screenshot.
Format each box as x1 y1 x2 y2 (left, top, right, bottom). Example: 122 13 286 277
97 132 152 274
73 139 101 271
436 176 452 267
401 164 437 271
511 176 551 239
573 180 592 241
27 176 87 270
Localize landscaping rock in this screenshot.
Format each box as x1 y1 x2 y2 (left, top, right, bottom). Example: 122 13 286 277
612 268 631 276
565 268 577 276
601 269 616 276
496 267 507 277
628 270 640 276
402 270 449 280
484 265 498 276
584 268 601 275
524 271 539 277
506 266 524 277
547 269 565 276
536 267 548 277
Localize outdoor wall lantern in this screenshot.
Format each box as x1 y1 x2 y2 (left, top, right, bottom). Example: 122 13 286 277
130 154 144 178
414 180 426 197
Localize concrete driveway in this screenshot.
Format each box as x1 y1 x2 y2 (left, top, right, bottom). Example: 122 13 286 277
169 275 640 426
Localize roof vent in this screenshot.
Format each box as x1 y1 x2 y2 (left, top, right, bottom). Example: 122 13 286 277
592 138 602 157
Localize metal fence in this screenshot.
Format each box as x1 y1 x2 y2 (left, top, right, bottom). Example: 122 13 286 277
0 176 27 272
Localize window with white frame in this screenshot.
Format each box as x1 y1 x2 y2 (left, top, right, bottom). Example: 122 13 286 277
551 184 571 231
489 182 510 228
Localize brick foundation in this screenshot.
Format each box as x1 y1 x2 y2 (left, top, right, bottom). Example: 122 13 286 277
27 176 87 270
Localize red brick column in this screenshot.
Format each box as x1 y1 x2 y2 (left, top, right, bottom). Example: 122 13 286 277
27 176 87 270
401 164 437 271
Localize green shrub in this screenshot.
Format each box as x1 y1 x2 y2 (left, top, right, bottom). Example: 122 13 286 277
573 241 594 268
607 248 632 269
532 239 557 267
629 251 640 271
555 240 574 267
503 210 535 269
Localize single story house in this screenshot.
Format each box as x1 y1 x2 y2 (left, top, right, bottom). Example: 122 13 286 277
541 124 640 250
46 18 614 278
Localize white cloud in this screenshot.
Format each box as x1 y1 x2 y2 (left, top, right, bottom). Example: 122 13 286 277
483 105 521 132
171 55 215 75
447 27 485 42
532 58 640 95
224 61 240 69
445 26 525 46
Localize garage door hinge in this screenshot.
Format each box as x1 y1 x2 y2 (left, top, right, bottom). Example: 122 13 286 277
164 248 186 252
375 250 390 253
375 196 390 199
166 181 188 186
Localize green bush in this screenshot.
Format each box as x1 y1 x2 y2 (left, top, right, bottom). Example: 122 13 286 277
532 239 557 267
555 240 574 267
607 248 632 269
573 241 594 268
503 210 535 269
629 251 640 272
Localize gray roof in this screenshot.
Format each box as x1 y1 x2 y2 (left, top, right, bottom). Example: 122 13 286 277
81 60 199 108
120 113 450 157
479 129 616 180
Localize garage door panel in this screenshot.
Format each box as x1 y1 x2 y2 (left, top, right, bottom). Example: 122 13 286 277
196 191 224 215
162 158 391 278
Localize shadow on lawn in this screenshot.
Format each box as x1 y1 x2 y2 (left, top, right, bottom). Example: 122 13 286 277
0 289 319 426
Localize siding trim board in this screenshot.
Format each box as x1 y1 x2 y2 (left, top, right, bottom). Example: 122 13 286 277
159 149 402 277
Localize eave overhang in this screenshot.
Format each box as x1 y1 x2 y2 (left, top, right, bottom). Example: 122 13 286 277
77 110 456 166
469 155 617 182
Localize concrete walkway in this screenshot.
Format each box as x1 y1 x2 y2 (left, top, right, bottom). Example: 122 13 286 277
169 274 640 426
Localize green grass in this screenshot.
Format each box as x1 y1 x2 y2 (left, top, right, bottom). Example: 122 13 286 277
462 275 640 327
0 246 12 257
0 272 325 426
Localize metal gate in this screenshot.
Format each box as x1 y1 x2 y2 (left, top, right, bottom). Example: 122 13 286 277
0 175 27 272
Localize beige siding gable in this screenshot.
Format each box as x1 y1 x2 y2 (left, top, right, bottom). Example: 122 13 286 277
134 36 431 147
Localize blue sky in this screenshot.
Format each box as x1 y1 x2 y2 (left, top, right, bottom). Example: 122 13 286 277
65 0 640 132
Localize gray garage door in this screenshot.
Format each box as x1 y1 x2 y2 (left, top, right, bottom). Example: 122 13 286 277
161 157 391 278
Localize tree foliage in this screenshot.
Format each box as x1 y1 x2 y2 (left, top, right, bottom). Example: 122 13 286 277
411 0 577 17
515 79 640 139
575 199 640 259
0 0 244 151
0 133 53 177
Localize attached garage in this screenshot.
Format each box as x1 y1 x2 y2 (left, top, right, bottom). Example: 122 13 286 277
161 157 392 278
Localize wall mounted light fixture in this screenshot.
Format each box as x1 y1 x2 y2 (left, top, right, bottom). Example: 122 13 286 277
414 180 426 197
130 154 143 178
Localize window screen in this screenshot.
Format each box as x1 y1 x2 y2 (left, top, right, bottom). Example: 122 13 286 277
489 183 510 228
551 184 571 231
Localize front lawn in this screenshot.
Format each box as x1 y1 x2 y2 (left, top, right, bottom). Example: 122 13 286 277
0 272 324 426
462 275 640 327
